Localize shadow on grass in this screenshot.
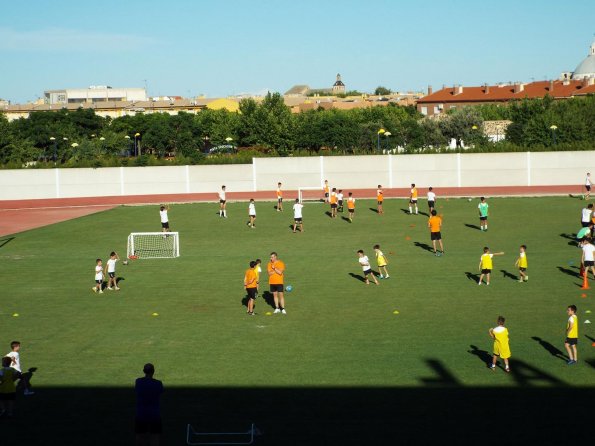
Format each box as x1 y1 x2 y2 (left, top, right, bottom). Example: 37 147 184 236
585 334 595 343
557 266 581 278
261 291 276 309
3 385 594 445
465 272 480 282
500 269 518 281
531 336 567 361
413 242 433 252
348 272 366 283
467 344 492 367
418 211 429 217
341 216 351 223
559 232 576 240
464 223 481 231
400 208 410 215
0 236 15 248
324 211 332 218
369 207 379 214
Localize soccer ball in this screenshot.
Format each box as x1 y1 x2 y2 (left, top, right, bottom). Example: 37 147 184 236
467 198 472 202
286 285 293 292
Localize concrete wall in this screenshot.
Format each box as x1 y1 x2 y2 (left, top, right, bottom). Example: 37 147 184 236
0 152 592 200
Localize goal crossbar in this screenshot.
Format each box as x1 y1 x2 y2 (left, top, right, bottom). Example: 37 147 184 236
127 232 180 259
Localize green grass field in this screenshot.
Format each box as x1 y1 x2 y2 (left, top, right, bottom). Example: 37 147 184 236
2 196 594 444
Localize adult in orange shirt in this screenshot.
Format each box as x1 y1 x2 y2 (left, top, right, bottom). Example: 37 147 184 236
268 252 286 314
244 261 258 315
428 209 444 256
377 185 384 214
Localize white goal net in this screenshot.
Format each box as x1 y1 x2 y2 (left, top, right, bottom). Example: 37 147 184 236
127 232 180 259
298 186 324 203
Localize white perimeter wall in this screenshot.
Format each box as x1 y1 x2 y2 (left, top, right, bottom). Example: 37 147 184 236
0 152 593 200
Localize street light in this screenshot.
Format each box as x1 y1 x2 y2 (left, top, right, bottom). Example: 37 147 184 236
550 125 558 145
134 132 141 156
384 131 391 152
124 135 131 157
377 128 385 152
49 137 57 164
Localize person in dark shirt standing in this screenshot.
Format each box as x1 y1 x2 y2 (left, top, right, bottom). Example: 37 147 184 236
135 363 164 446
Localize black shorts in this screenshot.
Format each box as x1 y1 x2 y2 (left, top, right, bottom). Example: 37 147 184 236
249 214 256 218
278 197 283 202
519 267 527 272
219 200 226 204
410 199 417 204
565 338 578 346
338 200 343 206
294 218 302 222
135 418 162 434
331 204 338 209
582 221 590 227
363 269 372 276
479 216 487 221
108 272 115 278
584 260 594 267
0 392 16 401
161 222 169 229
246 288 257 300
348 208 355 213
95 279 102 284
430 232 441 241
428 201 435 208
586 185 591 191
270 284 284 293
377 201 383 205
481 269 492 274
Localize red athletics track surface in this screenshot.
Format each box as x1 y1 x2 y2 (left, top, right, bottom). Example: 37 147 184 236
0 184 583 237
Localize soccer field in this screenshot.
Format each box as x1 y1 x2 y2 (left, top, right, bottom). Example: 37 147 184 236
2 196 594 444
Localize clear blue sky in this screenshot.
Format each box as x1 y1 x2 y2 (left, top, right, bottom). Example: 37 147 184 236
1 0 593 103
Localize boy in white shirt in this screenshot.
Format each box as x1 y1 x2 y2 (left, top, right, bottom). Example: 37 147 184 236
92 258 103 293
581 203 593 227
159 205 170 233
293 198 304 233
7 341 34 396
247 199 256 228
581 239 595 280
219 185 227 218
585 173 591 200
427 187 436 213
357 250 379 285
337 189 344 213
105 251 120 290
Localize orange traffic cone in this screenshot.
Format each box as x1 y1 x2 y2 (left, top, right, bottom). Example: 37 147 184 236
581 272 590 290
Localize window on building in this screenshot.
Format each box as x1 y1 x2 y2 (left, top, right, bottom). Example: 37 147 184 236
421 106 428 115
57 94 66 102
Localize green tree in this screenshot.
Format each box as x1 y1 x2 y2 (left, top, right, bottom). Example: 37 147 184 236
374 86 392 96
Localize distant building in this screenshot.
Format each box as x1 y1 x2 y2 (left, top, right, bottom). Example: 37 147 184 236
417 79 595 117
285 73 346 96
566 39 595 80
44 86 147 105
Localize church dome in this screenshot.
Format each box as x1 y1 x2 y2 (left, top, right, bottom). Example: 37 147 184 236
572 40 595 79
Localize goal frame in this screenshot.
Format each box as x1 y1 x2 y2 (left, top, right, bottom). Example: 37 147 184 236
127 232 180 259
298 186 324 203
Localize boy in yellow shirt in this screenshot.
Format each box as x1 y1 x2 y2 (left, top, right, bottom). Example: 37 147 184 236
564 305 578 365
514 245 528 282
409 183 418 215
489 316 511 372
373 244 390 279
478 247 504 285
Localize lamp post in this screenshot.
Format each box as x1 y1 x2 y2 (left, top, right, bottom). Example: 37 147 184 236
124 135 131 156
384 131 391 152
71 142 79 161
134 133 141 156
225 137 233 153
550 125 558 145
99 136 105 156
203 135 210 153
377 128 385 152
49 137 57 164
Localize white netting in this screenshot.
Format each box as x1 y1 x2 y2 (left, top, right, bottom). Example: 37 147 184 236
127 232 180 259
298 187 324 202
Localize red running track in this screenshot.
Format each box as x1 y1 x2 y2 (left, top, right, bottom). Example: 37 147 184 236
0 184 583 237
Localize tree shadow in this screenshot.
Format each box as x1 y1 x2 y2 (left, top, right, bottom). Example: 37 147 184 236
464 223 481 231
467 344 492 368
531 336 567 361
348 272 366 283
0 237 15 249
369 207 379 214
413 242 433 252
557 266 581 278
500 269 518 281
419 359 461 386
261 291 275 309
341 216 351 223
465 272 479 282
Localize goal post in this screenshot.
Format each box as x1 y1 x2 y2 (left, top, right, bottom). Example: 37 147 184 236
298 186 324 203
127 232 180 259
